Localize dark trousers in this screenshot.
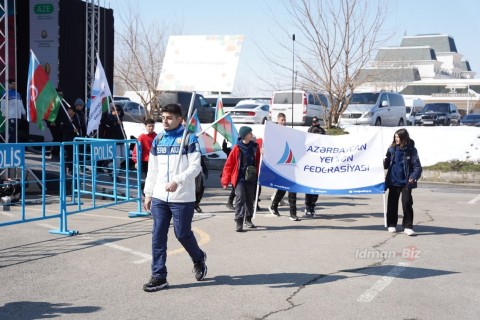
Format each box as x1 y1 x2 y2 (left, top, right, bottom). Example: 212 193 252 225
271 189 297 210
150 198 204 280
7 119 18 143
234 180 256 221
228 187 235 204
140 161 149 177
140 161 149 194
305 194 319 209
229 185 261 205
386 185 414 229
195 174 205 206
47 122 62 157
64 144 73 171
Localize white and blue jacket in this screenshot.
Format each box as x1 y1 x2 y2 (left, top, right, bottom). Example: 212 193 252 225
143 125 201 202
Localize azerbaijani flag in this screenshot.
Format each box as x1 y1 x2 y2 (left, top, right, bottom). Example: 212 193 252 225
211 113 238 144
198 132 222 153
213 93 225 143
26 50 61 130
187 110 201 133
187 110 221 153
87 56 112 135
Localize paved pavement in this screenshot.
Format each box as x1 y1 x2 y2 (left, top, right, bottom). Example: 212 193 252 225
1 170 479 319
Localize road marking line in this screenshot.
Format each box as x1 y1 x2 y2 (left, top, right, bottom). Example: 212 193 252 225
36 222 58 229
467 194 480 204
357 262 409 303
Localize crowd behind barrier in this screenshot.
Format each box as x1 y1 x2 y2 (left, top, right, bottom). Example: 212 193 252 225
0 139 147 236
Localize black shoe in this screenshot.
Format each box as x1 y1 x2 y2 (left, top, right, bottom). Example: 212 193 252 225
290 212 300 221
245 218 256 228
194 204 202 213
269 205 280 217
226 202 235 211
256 205 262 211
193 252 207 281
143 277 169 292
236 219 244 232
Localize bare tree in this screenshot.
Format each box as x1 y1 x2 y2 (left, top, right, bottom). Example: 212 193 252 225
114 8 181 118
278 0 390 127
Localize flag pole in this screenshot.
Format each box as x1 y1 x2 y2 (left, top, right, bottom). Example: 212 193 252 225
174 92 196 175
196 112 230 136
60 98 79 134
213 92 222 143
110 98 127 139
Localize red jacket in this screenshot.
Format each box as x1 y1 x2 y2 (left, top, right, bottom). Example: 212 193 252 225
221 142 261 188
132 131 156 163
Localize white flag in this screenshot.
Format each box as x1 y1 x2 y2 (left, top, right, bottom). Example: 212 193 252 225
87 56 112 135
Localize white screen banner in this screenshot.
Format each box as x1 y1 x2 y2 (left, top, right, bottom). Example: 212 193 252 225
157 35 244 92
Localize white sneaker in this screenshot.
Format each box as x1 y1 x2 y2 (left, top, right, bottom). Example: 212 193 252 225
404 228 415 236
302 209 312 218
387 227 396 233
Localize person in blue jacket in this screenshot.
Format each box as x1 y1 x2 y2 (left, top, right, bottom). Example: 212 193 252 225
142 103 207 292
384 128 422 236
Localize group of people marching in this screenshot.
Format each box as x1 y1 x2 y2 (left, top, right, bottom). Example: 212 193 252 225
140 102 423 292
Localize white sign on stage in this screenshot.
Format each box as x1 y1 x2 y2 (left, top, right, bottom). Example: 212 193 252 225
259 122 386 194
157 35 244 92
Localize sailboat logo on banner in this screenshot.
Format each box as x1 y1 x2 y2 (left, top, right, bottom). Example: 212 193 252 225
277 142 296 165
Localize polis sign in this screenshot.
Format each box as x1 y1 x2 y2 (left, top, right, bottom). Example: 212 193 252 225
91 142 115 161
0 146 24 168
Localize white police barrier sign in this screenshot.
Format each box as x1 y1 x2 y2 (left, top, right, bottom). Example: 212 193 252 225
92 142 115 161
259 122 385 195
0 146 25 168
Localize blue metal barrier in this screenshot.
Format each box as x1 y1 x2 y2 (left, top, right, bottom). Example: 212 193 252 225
0 139 148 236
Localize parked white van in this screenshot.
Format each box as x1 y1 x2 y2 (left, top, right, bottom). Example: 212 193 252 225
338 91 406 127
270 90 330 125
404 98 425 126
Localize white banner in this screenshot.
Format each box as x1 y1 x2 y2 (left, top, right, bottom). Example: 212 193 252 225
157 35 244 92
259 122 385 194
29 0 59 86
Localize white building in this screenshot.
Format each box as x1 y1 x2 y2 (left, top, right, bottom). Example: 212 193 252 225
357 34 479 114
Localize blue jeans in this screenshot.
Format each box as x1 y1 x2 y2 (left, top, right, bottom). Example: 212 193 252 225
150 198 204 280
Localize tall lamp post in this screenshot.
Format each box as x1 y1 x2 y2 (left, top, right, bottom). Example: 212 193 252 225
291 34 295 128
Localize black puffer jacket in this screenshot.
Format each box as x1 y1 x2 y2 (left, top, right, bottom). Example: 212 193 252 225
384 140 422 190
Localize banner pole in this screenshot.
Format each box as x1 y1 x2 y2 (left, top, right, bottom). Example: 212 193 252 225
252 150 264 220
383 193 387 227
382 128 387 227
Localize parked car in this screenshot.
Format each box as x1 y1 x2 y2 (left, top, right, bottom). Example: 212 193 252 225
114 100 146 123
459 114 480 126
416 103 460 126
229 100 271 124
204 96 270 114
270 90 330 126
404 98 425 126
156 91 215 123
339 91 406 127
113 95 131 102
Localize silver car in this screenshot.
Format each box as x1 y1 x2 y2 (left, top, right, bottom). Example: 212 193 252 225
230 100 271 124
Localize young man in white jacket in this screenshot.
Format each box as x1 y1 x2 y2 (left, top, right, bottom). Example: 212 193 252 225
142 104 207 292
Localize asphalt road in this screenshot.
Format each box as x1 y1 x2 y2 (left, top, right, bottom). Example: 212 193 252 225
0 171 479 320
